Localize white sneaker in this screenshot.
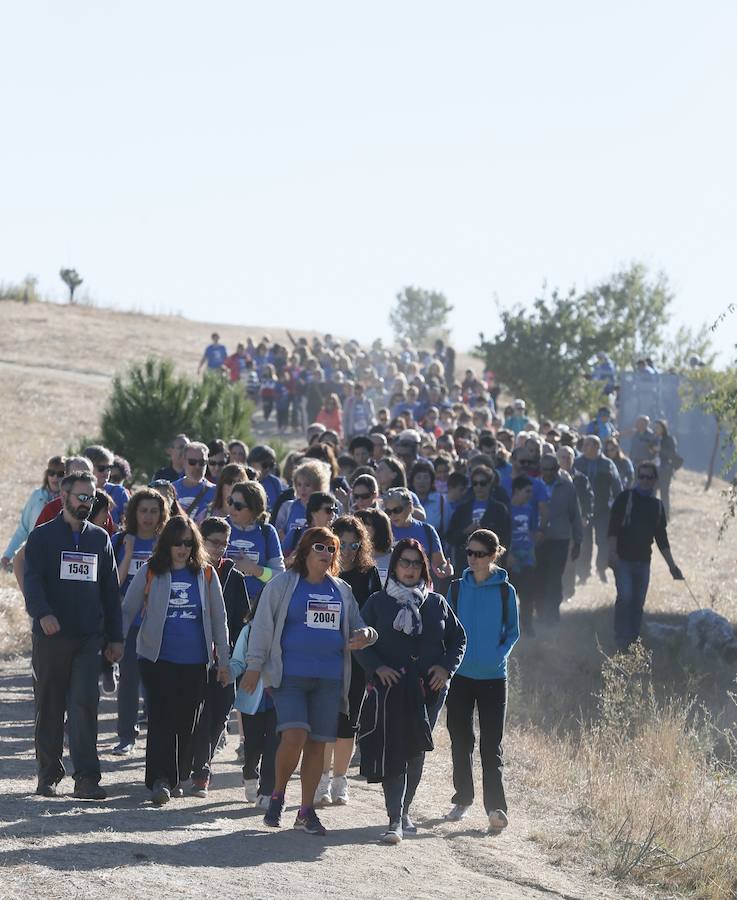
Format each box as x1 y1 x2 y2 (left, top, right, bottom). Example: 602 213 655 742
255 794 271 809
445 804 471 822
243 779 259 803
488 809 509 833
314 773 332 807
330 774 349 805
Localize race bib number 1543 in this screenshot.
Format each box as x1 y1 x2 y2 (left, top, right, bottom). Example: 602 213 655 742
60 551 98 582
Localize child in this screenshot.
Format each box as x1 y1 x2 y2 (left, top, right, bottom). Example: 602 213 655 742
508 476 538 635
228 613 279 808
259 364 277 422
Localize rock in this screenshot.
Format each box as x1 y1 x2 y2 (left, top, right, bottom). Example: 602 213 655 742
686 609 734 653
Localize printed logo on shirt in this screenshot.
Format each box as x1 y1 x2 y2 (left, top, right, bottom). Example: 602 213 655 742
168 581 199 620
288 517 307 532
228 539 259 562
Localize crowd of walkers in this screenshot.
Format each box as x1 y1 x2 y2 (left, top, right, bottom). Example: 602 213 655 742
6 329 686 843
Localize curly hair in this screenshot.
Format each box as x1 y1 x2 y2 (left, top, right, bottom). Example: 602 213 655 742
332 515 375 574
122 487 169 537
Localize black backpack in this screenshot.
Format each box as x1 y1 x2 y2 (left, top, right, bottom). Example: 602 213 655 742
448 578 511 647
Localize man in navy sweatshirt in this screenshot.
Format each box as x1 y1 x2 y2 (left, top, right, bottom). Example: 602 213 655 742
24 471 123 799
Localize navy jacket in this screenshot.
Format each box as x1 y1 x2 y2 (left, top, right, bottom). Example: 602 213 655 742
24 513 123 642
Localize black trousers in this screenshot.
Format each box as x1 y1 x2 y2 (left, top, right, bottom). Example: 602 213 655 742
241 708 279 796
117 625 142 744
535 539 570 623
191 667 236 780
32 632 103 785
509 567 536 631
578 512 610 581
138 658 207 790
446 674 507 814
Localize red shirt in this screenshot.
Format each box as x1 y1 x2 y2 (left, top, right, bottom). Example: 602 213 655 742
35 498 116 535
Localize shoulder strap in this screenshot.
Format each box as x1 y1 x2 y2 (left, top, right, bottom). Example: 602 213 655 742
423 522 433 552
448 578 461 613
143 567 155 612
185 483 210 516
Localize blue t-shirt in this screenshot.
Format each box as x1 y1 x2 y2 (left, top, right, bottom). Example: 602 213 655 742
105 482 130 526
205 343 227 368
281 576 344 680
499 471 547 513
226 520 283 599
510 503 538 570
114 535 156 628
173 477 216 520
158 568 208 664
391 518 442 557
260 474 284 511
285 499 307 533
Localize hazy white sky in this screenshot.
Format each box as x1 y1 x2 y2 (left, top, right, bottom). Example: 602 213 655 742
2 2 735 361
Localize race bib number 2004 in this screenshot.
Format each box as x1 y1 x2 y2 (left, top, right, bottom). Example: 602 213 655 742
60 551 98 582
306 599 341 630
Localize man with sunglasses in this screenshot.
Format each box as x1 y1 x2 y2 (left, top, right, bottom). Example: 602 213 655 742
446 467 511 575
607 463 683 650
84 445 130 528
172 442 216 524
24 472 123 800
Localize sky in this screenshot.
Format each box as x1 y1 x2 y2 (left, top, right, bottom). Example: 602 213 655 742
1 1 735 362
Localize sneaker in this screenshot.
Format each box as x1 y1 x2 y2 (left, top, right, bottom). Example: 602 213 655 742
314 773 332 807
152 779 171 806
488 809 509 833
381 820 403 845
171 783 184 798
111 741 135 756
330 774 349 805
243 778 259 803
101 665 118 695
73 779 107 801
191 777 209 798
235 742 245 762
263 794 284 827
35 781 57 797
401 814 417 834
215 731 227 754
293 807 327 836
349 746 361 767
445 804 471 822
256 794 271 809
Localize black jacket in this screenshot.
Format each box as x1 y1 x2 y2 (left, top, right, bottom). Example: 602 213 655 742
446 497 512 573
216 558 251 651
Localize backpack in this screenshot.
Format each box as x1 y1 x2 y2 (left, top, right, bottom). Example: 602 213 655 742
448 577 510 647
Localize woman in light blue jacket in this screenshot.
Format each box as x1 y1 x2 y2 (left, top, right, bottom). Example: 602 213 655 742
1 456 64 568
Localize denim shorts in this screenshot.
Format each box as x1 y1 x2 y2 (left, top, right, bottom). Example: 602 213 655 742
270 675 343 742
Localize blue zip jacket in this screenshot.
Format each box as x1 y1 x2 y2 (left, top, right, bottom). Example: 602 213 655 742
24 513 123 642
453 567 519 680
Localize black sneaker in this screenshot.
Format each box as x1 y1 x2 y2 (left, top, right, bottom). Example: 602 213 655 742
293 807 326 836
263 794 284 827
401 813 417 834
73 779 107 800
152 779 171 806
36 781 57 797
111 741 135 756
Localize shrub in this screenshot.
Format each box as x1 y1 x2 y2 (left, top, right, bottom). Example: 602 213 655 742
100 358 253 482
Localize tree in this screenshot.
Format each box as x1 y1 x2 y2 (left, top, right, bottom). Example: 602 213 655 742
100 358 253 482
60 268 83 303
389 286 453 346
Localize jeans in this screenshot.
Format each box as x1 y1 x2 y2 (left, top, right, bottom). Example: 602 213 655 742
191 667 236 780
117 625 142 744
535 539 570 623
614 559 651 650
241 708 279 796
578 512 610 581
446 675 507 813
138 658 207 789
32 633 103 785
381 687 446 822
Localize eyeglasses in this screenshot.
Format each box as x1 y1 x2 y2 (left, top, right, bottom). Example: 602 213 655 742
385 506 405 516
187 458 206 467
47 469 65 478
71 492 95 503
472 480 490 487
321 506 339 515
312 543 337 554
227 497 249 511
205 537 228 549
96 465 112 473
638 473 656 481
340 540 361 551
352 492 372 501
466 548 491 558
397 557 422 569
172 539 195 548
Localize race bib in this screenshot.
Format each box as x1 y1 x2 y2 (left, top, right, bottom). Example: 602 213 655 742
130 553 149 575
60 551 98 582
306 599 341 630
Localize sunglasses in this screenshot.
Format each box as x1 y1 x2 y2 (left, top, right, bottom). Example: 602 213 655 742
466 548 491 558
227 497 249 511
47 469 65 478
209 459 226 467
638 473 656 481
172 539 195 548
472 480 490 487
72 492 95 503
385 506 405 516
352 492 372 501
96 465 113 473
312 543 337 554
188 458 206 467
340 540 361 551
397 557 422 569
321 506 339 515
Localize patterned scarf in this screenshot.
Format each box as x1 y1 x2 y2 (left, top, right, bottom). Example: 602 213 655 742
386 577 428 636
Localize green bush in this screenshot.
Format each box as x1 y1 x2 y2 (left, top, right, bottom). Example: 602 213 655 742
100 358 253 482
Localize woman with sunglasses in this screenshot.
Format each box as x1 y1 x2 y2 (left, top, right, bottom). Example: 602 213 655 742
315 515 382 807
281 492 339 558
225 481 284 602
122 516 230 806
383 488 453 582
206 439 229 483
354 508 394 583
111 488 170 755
356 538 465 844
2 455 65 571
444 529 519 834
241 526 377 836
350 473 379 513
206 463 247 518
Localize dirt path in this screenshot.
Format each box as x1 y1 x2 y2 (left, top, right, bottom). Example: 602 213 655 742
0 657 649 900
